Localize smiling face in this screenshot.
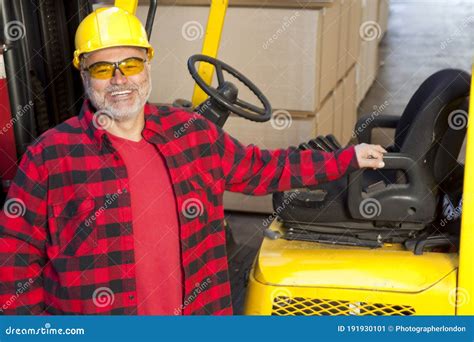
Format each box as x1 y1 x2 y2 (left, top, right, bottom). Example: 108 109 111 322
80 46 152 121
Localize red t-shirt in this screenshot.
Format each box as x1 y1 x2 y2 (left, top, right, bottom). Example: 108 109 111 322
107 132 183 315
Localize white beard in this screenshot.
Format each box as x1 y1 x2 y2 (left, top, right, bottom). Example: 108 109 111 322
85 67 152 122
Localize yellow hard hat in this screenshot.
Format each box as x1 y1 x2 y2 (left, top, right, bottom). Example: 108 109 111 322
73 7 154 69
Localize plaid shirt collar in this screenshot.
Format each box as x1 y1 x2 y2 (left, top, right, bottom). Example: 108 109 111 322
78 99 167 149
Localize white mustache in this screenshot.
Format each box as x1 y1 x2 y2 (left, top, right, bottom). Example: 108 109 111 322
106 86 138 94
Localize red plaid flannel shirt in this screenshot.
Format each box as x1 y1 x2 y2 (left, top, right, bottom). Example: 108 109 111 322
0 100 359 315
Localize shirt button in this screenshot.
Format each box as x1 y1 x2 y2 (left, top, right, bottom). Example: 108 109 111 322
129 295 135 300
114 155 119 160
122 188 128 193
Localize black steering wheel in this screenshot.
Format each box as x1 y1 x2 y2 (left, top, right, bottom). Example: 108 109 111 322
187 54 272 122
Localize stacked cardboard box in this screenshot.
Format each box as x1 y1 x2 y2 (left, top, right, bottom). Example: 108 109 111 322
342 65 357 143
137 4 338 113
134 0 388 213
378 0 390 41
158 0 334 8
319 1 341 103
356 0 389 105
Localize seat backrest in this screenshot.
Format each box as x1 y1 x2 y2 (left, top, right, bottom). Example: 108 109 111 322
432 98 468 184
394 69 470 183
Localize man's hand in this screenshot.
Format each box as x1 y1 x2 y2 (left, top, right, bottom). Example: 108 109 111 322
354 143 387 169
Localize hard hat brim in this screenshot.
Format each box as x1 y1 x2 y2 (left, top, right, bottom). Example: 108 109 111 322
73 45 154 69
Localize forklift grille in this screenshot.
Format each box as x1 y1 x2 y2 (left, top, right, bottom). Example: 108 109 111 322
272 296 416 316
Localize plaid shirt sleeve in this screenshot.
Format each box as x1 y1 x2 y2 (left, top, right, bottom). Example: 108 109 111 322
0 145 48 315
212 125 360 195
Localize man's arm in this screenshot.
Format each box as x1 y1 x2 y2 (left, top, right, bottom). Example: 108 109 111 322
212 125 360 195
0 146 48 314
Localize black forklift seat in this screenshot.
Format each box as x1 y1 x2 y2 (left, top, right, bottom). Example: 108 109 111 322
274 69 470 245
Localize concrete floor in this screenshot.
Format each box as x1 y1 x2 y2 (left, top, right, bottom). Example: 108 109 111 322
360 0 473 117
225 0 474 313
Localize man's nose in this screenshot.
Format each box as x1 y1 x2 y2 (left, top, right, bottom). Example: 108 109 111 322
110 68 127 85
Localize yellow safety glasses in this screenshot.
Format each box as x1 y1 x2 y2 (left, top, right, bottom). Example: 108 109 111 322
84 57 146 79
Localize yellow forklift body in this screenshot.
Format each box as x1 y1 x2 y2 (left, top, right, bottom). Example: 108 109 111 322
243 221 458 316
457 63 474 315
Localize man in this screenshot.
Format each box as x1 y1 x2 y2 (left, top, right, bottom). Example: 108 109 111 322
0 7 386 315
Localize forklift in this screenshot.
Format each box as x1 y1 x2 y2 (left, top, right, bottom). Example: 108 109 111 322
1 0 472 316
243 68 473 315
